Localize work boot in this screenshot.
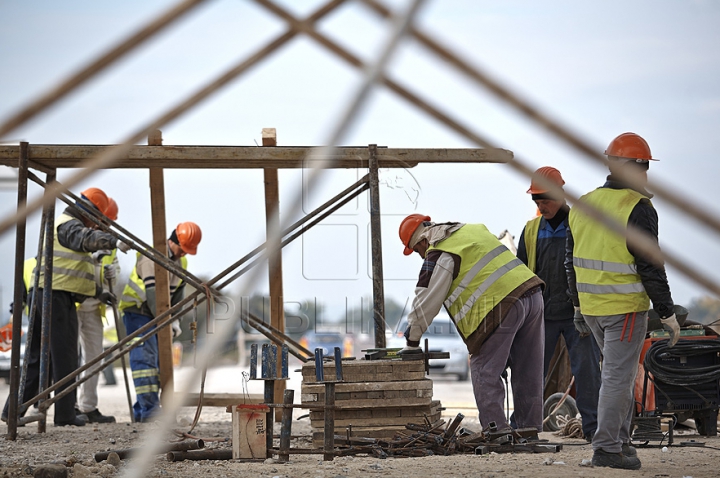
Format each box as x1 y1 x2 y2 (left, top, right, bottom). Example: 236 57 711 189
85 409 116 423
55 414 88 427
592 449 641 470
622 443 637 457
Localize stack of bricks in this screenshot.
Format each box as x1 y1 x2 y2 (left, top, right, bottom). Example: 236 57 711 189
300 359 441 446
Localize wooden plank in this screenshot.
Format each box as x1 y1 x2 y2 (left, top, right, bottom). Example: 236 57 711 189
301 360 426 383
0 145 513 169
300 396 432 408
181 393 264 407
301 379 432 394
262 128 285 423
310 411 441 428
309 400 441 421
148 130 174 401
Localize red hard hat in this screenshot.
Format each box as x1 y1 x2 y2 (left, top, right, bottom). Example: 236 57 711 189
399 214 431 256
605 132 657 161
176 221 202 255
527 166 565 195
105 197 118 221
81 187 109 213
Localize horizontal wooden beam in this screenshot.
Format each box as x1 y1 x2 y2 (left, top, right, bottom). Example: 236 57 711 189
0 144 512 169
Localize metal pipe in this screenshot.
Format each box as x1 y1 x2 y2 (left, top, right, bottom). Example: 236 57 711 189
368 144 386 348
278 389 294 462
37 170 56 433
24 176 369 410
7 142 29 439
166 449 233 462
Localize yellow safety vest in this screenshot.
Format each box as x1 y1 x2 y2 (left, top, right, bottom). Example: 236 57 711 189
118 253 188 313
37 213 96 297
429 224 536 339
569 188 651 315
523 216 542 273
23 257 37 315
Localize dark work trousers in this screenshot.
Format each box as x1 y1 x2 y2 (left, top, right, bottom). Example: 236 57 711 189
470 289 545 431
543 317 602 437
2 289 80 424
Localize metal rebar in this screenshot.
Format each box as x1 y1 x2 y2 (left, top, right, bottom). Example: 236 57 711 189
281 344 289 378
368 144 386 348
7 142 28 439
314 348 324 382
278 389 294 462
334 347 343 382
323 382 336 462
263 380 275 459
166 449 233 462
250 343 258 379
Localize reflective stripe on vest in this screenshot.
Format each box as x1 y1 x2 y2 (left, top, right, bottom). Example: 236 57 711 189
523 216 541 273
569 188 650 315
37 214 97 296
118 253 188 312
428 224 536 339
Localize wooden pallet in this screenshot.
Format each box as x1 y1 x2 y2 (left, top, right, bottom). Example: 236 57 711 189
301 379 433 408
309 400 442 422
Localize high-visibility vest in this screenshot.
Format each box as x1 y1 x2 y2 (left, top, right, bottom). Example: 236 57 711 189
118 253 188 313
569 188 651 315
37 213 96 296
428 224 536 339
22 257 37 315
523 216 542 273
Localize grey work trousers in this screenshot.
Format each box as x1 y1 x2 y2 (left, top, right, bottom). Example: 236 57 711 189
585 311 648 453
470 289 545 431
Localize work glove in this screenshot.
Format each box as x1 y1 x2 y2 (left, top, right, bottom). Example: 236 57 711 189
573 307 592 338
92 249 112 262
171 321 182 340
97 291 117 306
103 264 116 282
397 345 423 356
661 313 680 347
116 240 132 254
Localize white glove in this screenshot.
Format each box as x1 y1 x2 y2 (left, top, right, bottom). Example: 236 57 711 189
116 240 131 253
92 249 112 262
573 307 592 338
661 313 680 347
103 264 116 282
171 320 182 339
397 345 423 356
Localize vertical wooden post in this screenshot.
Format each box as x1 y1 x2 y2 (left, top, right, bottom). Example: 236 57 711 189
262 127 285 421
148 129 174 400
368 144 386 348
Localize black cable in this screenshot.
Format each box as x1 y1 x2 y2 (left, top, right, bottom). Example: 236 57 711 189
643 339 720 387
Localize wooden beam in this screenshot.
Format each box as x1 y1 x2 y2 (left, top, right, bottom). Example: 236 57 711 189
148 130 175 402
0 145 512 169
262 128 285 422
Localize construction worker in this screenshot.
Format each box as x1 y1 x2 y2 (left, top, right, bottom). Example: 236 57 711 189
398 215 545 432
76 197 120 423
118 222 201 423
566 132 679 470
517 167 601 440
1 187 130 427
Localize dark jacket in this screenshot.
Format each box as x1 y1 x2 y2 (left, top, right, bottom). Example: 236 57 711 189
565 177 674 318
517 207 574 321
57 206 118 253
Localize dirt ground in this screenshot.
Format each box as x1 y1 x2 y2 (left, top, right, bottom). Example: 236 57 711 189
2 411 719 478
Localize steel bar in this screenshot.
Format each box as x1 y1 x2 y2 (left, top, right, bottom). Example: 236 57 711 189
315 349 324 382
263 379 275 458
94 440 204 462
250 344 258 379
0 0 208 141
258 0 720 298
368 144 386 348
24 172 369 410
278 389 295 463
0 0 345 238
108 277 135 422
281 345 289 378
323 382 336 461
333 347 343 381
7 142 29 440
166 449 233 462
37 170 56 433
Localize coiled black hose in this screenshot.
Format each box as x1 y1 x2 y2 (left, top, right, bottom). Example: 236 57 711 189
643 339 720 387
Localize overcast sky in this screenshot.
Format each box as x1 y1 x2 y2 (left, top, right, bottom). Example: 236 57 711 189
1 0 719 329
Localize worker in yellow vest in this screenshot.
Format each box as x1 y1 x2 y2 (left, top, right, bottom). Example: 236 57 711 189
566 133 679 470
517 167 601 440
118 222 201 423
398 215 545 432
76 197 120 423
1 188 130 427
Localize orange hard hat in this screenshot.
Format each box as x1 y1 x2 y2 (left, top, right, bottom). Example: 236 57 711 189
399 214 431 256
81 187 109 213
605 132 656 161
176 221 202 255
527 166 565 195
105 197 118 221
